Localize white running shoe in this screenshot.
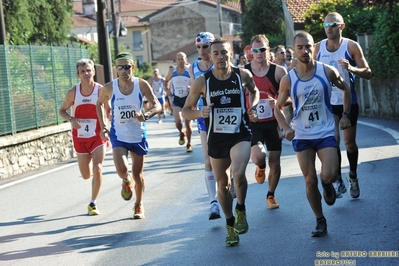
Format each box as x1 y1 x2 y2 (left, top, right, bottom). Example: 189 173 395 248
209 202 221 220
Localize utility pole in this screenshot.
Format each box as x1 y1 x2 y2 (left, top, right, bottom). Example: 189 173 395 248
96 0 112 83
0 0 6 44
110 0 119 59
217 0 223 37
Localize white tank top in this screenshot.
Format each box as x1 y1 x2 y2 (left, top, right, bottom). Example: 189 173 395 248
152 78 164 98
317 38 357 105
289 61 335 140
110 78 146 143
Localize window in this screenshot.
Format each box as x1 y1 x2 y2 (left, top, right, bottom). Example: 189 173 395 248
136 55 144 68
133 31 143 51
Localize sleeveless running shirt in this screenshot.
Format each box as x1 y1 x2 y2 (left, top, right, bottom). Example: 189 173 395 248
245 63 279 122
316 38 357 105
204 67 251 145
152 78 164 99
170 67 190 98
110 78 146 143
71 83 101 142
289 61 335 140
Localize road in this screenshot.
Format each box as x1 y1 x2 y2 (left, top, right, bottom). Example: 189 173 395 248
0 116 398 266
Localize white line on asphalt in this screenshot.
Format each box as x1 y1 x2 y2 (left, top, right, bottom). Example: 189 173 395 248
0 163 77 191
358 121 399 144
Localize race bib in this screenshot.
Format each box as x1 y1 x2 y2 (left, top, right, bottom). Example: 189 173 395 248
173 79 189 98
77 119 97 138
300 103 327 129
256 99 273 119
117 104 139 126
213 108 241 133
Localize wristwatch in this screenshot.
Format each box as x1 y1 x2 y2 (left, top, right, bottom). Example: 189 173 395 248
342 112 350 117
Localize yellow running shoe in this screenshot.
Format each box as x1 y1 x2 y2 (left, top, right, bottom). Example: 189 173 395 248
226 225 239 246
88 203 100 215
186 144 193 152
178 132 185 145
234 209 248 234
121 179 133 201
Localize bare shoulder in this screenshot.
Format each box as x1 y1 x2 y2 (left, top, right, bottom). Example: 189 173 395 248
238 67 253 78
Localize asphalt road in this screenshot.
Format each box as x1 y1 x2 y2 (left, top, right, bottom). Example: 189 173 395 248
0 115 398 266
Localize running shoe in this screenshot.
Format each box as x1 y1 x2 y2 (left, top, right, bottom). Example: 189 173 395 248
133 202 145 219
87 202 99 215
255 166 266 184
266 196 280 209
178 132 185 145
347 176 360 198
209 202 221 220
333 178 347 198
186 144 193 152
226 225 239 246
230 177 236 198
121 178 133 201
157 119 163 124
311 217 327 237
234 209 248 234
322 181 336 206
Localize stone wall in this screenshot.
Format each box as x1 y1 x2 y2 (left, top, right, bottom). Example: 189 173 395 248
0 123 75 179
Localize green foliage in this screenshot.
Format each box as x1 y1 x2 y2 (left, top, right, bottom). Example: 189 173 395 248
302 0 398 79
368 4 399 79
241 0 284 45
3 0 73 45
303 0 379 43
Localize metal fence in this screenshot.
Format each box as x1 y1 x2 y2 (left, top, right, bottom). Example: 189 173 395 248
0 45 89 136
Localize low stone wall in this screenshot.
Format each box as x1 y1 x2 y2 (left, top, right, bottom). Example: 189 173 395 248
0 123 75 179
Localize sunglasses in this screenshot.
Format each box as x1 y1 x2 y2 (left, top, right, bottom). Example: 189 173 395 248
251 47 267 53
196 45 209 49
277 51 286 54
116 64 132 71
323 22 342 28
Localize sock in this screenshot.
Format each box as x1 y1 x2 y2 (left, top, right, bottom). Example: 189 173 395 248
235 202 245 212
90 200 96 205
204 171 217 202
349 173 357 179
259 161 266 169
226 216 235 226
347 150 359 175
317 216 325 222
267 191 274 198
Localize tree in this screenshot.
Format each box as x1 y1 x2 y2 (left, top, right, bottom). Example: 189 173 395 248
3 0 73 45
240 0 285 46
303 0 378 43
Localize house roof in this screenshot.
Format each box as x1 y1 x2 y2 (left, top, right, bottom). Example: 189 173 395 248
284 0 321 23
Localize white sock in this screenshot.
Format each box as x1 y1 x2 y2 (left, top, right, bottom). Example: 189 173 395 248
204 171 217 203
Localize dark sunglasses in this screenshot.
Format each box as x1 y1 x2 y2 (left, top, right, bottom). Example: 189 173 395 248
116 64 132 71
251 47 267 53
323 22 341 28
197 45 209 49
277 51 286 54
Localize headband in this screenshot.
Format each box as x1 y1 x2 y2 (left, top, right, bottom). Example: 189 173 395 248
115 53 134 62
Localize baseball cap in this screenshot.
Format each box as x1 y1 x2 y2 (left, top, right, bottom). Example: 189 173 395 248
153 68 159 72
195 32 215 45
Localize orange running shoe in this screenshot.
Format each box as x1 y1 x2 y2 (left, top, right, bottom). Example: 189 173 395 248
255 166 266 184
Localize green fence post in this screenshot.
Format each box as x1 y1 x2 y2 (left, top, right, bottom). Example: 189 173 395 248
29 44 39 129
50 44 59 125
0 44 13 135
